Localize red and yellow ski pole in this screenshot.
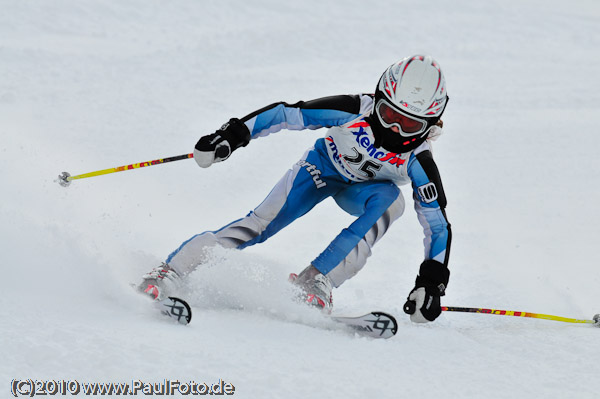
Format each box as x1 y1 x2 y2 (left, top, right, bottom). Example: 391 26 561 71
442 306 600 326
57 153 194 187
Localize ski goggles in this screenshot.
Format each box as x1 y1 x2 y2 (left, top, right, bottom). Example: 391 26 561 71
375 99 429 137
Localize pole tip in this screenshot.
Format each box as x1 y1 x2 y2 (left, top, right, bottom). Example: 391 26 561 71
593 314 600 326
57 172 71 187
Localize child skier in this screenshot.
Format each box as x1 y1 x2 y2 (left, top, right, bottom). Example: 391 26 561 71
138 55 452 323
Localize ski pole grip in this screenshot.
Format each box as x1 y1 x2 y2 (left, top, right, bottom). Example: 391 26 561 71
403 300 417 315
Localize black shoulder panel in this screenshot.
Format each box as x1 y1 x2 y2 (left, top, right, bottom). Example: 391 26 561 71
299 95 362 113
240 95 361 122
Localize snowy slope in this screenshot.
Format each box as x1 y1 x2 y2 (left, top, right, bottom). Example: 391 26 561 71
2 0 600 397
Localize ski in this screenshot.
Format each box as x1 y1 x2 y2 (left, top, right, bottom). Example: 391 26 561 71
330 311 397 339
155 296 192 325
131 282 192 325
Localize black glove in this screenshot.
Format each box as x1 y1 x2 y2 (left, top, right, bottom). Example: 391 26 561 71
194 118 251 168
403 259 450 323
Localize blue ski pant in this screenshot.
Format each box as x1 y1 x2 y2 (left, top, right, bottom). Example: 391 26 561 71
167 139 405 287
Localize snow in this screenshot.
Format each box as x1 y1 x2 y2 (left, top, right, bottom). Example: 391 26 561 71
2 0 599 397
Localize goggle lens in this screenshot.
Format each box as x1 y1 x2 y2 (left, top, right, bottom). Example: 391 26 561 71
376 101 426 135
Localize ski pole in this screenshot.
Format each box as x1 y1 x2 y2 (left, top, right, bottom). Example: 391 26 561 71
442 306 600 326
57 153 194 187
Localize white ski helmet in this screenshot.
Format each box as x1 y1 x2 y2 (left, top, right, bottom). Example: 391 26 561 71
371 55 448 153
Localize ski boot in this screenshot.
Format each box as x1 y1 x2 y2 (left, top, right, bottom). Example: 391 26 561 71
138 263 181 301
289 265 333 313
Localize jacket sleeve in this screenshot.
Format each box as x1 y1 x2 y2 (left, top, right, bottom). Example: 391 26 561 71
407 148 452 268
240 94 371 139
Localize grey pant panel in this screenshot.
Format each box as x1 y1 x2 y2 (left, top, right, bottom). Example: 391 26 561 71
326 194 405 287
